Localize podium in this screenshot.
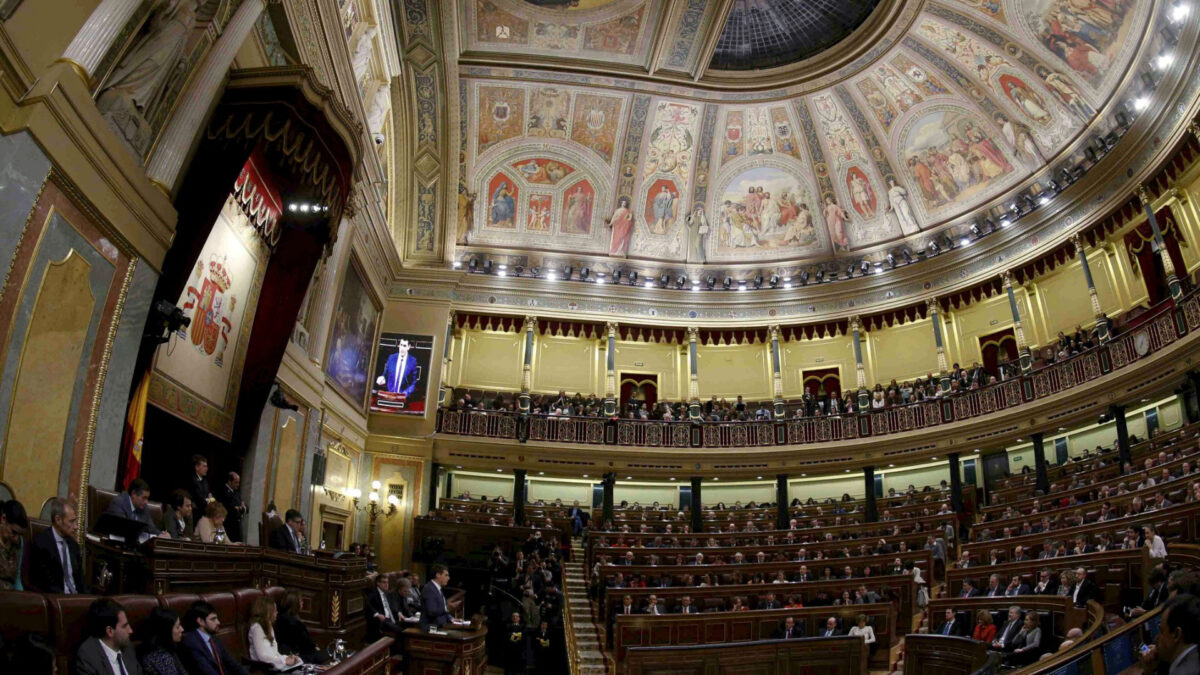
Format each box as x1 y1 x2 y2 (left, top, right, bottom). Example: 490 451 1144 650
403 625 488 675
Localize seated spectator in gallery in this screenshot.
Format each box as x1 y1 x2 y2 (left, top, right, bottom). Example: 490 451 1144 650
163 490 193 540
30 497 88 594
104 478 164 537
0 499 28 590
773 616 801 639
247 595 302 671
136 607 188 675
74 598 138 675
195 502 230 544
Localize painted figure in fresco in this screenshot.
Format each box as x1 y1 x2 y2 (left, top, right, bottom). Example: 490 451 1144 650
607 197 635 257
848 170 876 219
457 190 476 244
489 181 516 226
782 201 817 247
685 206 709 264
563 185 592 234
651 185 678 234
824 196 851 252
886 177 920 236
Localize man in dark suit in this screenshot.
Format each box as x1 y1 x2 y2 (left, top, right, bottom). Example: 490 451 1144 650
1134 567 1170 616
163 490 193 540
642 594 663 615
985 574 1005 597
179 600 249 675
675 596 698 614
820 617 841 637
189 455 211 509
567 500 588 537
365 573 403 642
73 598 141 675
421 564 453 628
1005 575 1031 597
30 497 89 594
268 509 305 553
959 579 980 598
1033 570 1059 595
774 617 801 639
1071 567 1097 608
104 478 163 536
758 592 780 610
937 608 966 637
217 472 247 543
992 605 1024 652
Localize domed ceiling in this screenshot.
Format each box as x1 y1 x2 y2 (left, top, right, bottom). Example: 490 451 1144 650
455 0 1153 274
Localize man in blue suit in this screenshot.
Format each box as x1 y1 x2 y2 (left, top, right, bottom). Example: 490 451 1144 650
179 600 249 675
421 564 454 629
376 338 421 396
104 478 163 537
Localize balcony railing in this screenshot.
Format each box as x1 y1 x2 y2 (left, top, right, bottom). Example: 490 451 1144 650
436 292 1196 449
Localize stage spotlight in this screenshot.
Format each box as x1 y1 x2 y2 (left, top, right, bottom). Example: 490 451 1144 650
860 260 871 275
611 270 623 283
928 241 941 256
468 258 478 272
815 270 825 283
483 260 493 274
659 273 670 287
562 265 573 280
722 276 732 290
513 265 524 276
579 267 590 280
901 248 913 263
769 275 780 288
799 269 810 285
676 275 687 289
886 254 896 268
753 274 763 289
628 271 638 285
530 266 540 278
706 275 716 290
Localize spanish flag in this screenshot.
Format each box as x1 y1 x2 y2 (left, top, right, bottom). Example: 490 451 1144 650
120 372 151 489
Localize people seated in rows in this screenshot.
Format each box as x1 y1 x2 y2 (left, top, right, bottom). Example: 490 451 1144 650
972 610 996 643
366 571 407 643
820 617 841 637
0 498 28 590
30 497 88 594
774 616 801 639
991 605 1024 652
163 490 193 540
179 600 250 675
849 613 877 654
937 608 966 636
1005 611 1042 666
105 478 166 538
247 595 302 671
276 590 326 664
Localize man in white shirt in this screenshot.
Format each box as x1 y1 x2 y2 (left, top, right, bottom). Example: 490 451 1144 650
74 599 141 675
992 606 1023 652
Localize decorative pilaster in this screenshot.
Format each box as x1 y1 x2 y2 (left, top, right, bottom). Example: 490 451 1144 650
437 311 456 408
687 326 701 420
850 315 869 409
1138 184 1183 300
603 322 618 417
928 299 951 393
1072 234 1110 343
768 325 785 419
145 0 267 192
518 315 537 413
58 0 145 85
1002 271 1033 373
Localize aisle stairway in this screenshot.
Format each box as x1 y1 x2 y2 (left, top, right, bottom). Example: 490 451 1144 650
564 537 607 674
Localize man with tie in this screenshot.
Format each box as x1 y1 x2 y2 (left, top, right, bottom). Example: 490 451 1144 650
30 497 89 594
376 337 421 396
821 617 841 637
267 510 305 553
104 478 165 537
959 578 980 598
937 608 965 637
73 598 142 675
774 617 800 639
421 564 454 628
189 455 211 509
642 595 662 615
1006 575 1031 596
179 600 250 675
365 573 403 642
1072 567 1097 608
675 596 696 614
992 606 1024 653
985 574 1005 597
758 592 780 610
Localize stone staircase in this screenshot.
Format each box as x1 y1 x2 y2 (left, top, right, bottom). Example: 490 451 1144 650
564 537 607 674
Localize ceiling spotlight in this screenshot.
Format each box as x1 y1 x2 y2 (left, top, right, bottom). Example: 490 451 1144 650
815 269 825 283
593 272 604 283
1170 3 1190 22
546 270 558 281
846 262 856 278
1133 96 1150 111
452 260 462 269
799 269 810 285
611 270 623 284
468 259 478 272
706 275 716 290
901 248 913 263
769 275 780 288
530 266 540 277
738 281 748 292
723 276 732 290
1155 52 1174 69
691 282 701 292
960 237 971 247
643 280 654 288
970 223 982 238
483 260 494 274
928 241 941 255
628 271 638 285
660 273 671 287
580 267 590 281
562 265 573 280
753 274 764 289
860 260 871 274
675 275 687 289
942 234 955 249
886 254 896 268
513 265 524 276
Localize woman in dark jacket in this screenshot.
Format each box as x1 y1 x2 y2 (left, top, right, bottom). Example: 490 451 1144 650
275 589 328 664
138 607 189 675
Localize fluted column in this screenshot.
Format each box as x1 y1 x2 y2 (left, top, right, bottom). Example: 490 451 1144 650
850 315 869 409
518 315 537 413
768 325 785 419
58 0 146 84
1138 184 1183 301
1072 234 1110 343
145 0 267 192
928 299 951 393
687 326 701 420
437 311 456 408
1002 271 1033 373
603 322 618 417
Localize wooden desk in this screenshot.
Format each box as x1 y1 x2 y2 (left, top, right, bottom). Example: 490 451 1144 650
86 538 369 642
324 637 393 674
902 634 990 675
623 634 868 675
402 625 488 675
945 547 1148 610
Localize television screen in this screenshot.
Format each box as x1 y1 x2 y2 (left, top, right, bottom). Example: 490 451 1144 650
369 332 434 415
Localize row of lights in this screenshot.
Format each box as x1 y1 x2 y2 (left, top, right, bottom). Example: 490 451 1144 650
451 3 1191 294
286 202 328 214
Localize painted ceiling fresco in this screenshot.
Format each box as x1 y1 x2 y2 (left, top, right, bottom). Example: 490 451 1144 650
711 0 884 71
457 0 1151 269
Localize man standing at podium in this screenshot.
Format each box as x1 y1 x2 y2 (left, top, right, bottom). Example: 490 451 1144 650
421 564 453 628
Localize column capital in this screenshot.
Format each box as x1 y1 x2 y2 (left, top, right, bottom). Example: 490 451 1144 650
523 315 538 332
767 324 781 341
606 321 618 338
1190 120 1200 141
687 326 700 342
1137 184 1154 207
849 315 862 333
1070 232 1085 252
447 309 456 324
1000 270 1015 288
926 298 939 315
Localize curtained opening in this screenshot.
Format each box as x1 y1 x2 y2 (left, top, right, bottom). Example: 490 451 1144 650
1124 206 1189 305
620 374 658 413
801 368 842 403
978 328 1018 376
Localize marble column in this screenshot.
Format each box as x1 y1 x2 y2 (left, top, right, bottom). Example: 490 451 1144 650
1111 404 1131 467
688 326 701 420
427 463 441 513
863 466 877 523
775 475 789 530
1001 271 1033 373
850 315 869 409
928 299 951 393
603 322 618 417
1072 234 1111 343
437 311 455 408
948 453 964 514
59 0 145 84
518 315 537 413
1137 184 1183 301
768 325 785 419
513 469 527 526
1031 433 1050 495
689 477 703 534
145 0 266 192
